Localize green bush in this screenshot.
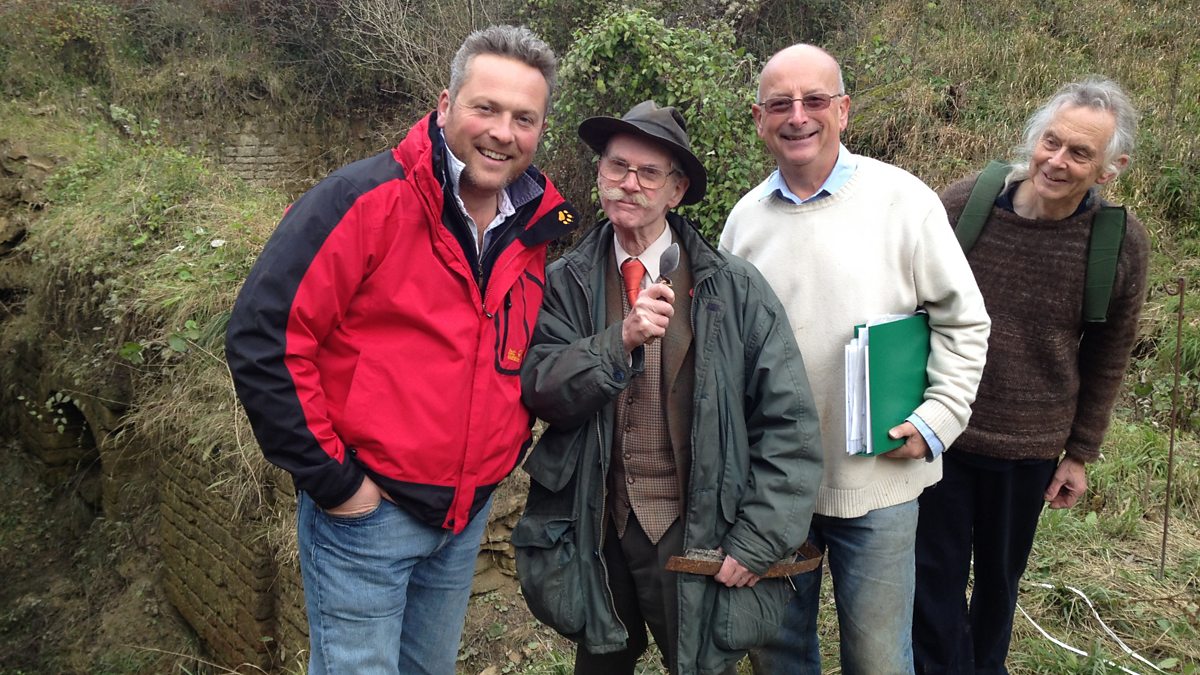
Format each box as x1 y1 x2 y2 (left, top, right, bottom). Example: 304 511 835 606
514 0 766 58
508 0 617 56
546 8 767 241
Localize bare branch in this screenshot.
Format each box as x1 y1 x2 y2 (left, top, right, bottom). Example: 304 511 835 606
333 0 497 102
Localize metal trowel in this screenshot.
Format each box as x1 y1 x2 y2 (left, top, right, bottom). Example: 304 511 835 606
657 242 680 286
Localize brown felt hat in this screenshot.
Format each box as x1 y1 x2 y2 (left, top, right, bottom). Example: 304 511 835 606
578 100 708 205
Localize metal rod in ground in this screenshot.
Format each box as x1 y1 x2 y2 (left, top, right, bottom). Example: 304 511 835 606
1160 277 1186 580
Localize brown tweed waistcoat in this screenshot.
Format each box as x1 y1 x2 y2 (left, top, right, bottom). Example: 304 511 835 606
604 240 695 544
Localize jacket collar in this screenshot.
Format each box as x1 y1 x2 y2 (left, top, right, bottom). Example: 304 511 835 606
393 111 580 251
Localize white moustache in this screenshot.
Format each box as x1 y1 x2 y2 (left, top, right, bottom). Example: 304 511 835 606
599 186 651 207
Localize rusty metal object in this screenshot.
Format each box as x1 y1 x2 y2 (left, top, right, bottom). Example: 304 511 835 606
665 542 822 578
1160 277 1187 580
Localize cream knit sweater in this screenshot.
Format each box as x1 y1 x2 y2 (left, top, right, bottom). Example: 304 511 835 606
720 155 990 518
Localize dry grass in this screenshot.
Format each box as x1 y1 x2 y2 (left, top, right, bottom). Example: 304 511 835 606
1010 511 1200 673
834 0 1200 244
2 1 1199 672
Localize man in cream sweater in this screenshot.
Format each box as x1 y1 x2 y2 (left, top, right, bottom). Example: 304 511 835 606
719 44 990 675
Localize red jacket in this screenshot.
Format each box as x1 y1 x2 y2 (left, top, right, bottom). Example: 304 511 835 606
226 112 579 532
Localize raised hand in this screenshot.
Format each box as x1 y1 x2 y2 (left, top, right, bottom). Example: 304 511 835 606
621 282 675 352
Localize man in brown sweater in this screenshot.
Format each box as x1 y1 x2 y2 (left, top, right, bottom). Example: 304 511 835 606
912 78 1150 674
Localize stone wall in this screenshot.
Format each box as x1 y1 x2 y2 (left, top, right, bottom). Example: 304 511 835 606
218 121 316 192
160 447 278 669
157 445 529 670
212 114 385 195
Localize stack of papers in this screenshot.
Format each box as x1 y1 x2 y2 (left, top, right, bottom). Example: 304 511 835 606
845 313 931 456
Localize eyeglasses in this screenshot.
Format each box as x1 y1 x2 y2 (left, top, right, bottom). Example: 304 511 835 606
758 93 844 115
598 156 678 190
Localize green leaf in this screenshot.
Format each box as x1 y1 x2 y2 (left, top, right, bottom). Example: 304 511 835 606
118 341 145 364
167 335 189 352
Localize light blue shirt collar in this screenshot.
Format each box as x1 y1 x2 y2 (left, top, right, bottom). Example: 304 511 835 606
764 144 858 204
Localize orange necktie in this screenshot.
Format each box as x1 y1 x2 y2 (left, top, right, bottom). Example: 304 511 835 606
620 257 646 308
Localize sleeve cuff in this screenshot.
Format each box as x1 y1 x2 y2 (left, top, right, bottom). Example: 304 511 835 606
907 413 944 461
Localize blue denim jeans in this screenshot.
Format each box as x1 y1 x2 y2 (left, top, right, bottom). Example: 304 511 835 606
296 491 493 675
751 500 919 675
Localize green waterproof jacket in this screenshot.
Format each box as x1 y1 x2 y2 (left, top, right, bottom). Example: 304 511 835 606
513 214 823 674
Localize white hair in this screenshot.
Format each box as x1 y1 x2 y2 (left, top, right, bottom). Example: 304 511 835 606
1008 77 1138 184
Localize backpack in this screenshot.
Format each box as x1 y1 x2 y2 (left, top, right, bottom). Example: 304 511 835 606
955 160 1127 323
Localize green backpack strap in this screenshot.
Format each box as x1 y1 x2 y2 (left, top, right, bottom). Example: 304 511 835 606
956 160 1126 323
956 160 1010 252
1083 205 1127 323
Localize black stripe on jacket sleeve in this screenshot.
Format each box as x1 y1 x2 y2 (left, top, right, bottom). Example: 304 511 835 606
225 150 404 508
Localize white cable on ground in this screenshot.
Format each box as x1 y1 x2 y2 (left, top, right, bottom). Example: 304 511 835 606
1017 580 1169 675
1015 601 1142 675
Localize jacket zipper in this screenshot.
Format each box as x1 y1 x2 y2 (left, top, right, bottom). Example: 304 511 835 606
565 258 629 640
477 198 537 314
478 259 485 310
682 268 715 555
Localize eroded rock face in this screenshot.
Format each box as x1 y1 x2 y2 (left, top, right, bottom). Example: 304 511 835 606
0 121 533 672
0 137 114 524
0 137 47 436
0 139 41 261
0 134 54 271
1 138 54 216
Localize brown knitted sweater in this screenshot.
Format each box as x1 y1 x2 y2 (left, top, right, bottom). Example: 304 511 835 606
941 175 1150 462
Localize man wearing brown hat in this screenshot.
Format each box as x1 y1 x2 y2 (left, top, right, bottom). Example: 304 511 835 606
512 100 824 675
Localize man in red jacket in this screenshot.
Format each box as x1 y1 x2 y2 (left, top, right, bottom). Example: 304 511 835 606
225 25 579 675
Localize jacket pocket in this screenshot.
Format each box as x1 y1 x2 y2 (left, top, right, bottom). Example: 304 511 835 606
512 512 585 636
522 425 584 493
710 577 791 651
494 272 543 375
717 398 747 525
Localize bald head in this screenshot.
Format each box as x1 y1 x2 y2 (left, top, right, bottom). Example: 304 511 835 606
758 44 845 102
751 43 851 198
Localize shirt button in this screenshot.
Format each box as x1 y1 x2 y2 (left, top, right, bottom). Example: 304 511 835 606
628 477 636 484
624 453 632 460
